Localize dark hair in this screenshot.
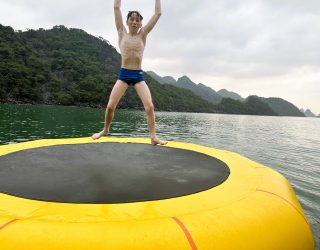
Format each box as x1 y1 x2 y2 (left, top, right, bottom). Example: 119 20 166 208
127 11 143 21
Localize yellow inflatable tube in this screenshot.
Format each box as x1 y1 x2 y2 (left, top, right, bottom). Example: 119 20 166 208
0 137 315 249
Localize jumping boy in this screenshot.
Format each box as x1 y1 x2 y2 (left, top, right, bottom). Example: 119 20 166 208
92 0 167 145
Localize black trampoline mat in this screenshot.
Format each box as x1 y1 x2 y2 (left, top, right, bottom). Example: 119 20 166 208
0 142 230 203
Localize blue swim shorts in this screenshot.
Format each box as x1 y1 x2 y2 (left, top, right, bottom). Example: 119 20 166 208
118 68 144 86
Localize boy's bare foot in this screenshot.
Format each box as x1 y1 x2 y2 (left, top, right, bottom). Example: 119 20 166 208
91 130 108 140
151 136 168 146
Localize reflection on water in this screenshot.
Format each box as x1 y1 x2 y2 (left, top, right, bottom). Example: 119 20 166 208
0 104 319 246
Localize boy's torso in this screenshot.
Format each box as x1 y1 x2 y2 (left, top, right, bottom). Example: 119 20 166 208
119 30 146 69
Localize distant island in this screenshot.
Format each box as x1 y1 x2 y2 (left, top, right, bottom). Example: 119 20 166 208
300 108 318 117
0 24 316 117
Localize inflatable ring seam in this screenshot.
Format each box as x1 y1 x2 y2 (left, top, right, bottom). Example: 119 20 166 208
256 188 310 226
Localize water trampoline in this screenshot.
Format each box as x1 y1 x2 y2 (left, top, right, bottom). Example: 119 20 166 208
0 137 315 249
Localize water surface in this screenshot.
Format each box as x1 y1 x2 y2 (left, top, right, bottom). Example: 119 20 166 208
0 104 319 248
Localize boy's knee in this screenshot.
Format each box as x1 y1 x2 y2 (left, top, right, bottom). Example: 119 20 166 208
106 104 116 112
144 103 154 113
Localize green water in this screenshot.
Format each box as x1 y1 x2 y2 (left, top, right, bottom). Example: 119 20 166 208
0 103 319 248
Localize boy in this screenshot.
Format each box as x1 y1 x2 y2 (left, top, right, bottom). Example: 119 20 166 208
92 0 167 145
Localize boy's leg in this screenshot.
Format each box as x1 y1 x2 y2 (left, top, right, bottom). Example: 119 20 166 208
91 80 128 140
134 81 167 145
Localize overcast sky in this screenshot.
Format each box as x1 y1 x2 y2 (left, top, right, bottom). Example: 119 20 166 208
1 0 320 114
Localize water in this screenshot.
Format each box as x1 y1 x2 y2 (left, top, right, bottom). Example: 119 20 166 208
1 103 319 248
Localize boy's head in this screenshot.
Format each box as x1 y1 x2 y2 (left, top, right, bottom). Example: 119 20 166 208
127 11 143 22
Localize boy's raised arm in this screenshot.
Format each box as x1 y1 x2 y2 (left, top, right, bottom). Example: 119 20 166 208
114 0 124 31
142 0 161 34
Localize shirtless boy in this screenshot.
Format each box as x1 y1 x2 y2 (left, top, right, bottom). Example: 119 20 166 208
92 0 167 145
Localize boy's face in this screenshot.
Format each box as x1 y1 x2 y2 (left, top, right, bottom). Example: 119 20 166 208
127 13 142 30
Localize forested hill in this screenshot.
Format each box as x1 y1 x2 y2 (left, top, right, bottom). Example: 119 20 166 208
0 24 120 106
0 24 295 116
259 97 304 117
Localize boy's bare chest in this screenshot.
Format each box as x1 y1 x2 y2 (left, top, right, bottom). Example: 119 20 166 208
120 35 145 52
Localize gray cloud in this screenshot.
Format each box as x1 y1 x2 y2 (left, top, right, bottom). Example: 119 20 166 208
1 0 319 113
